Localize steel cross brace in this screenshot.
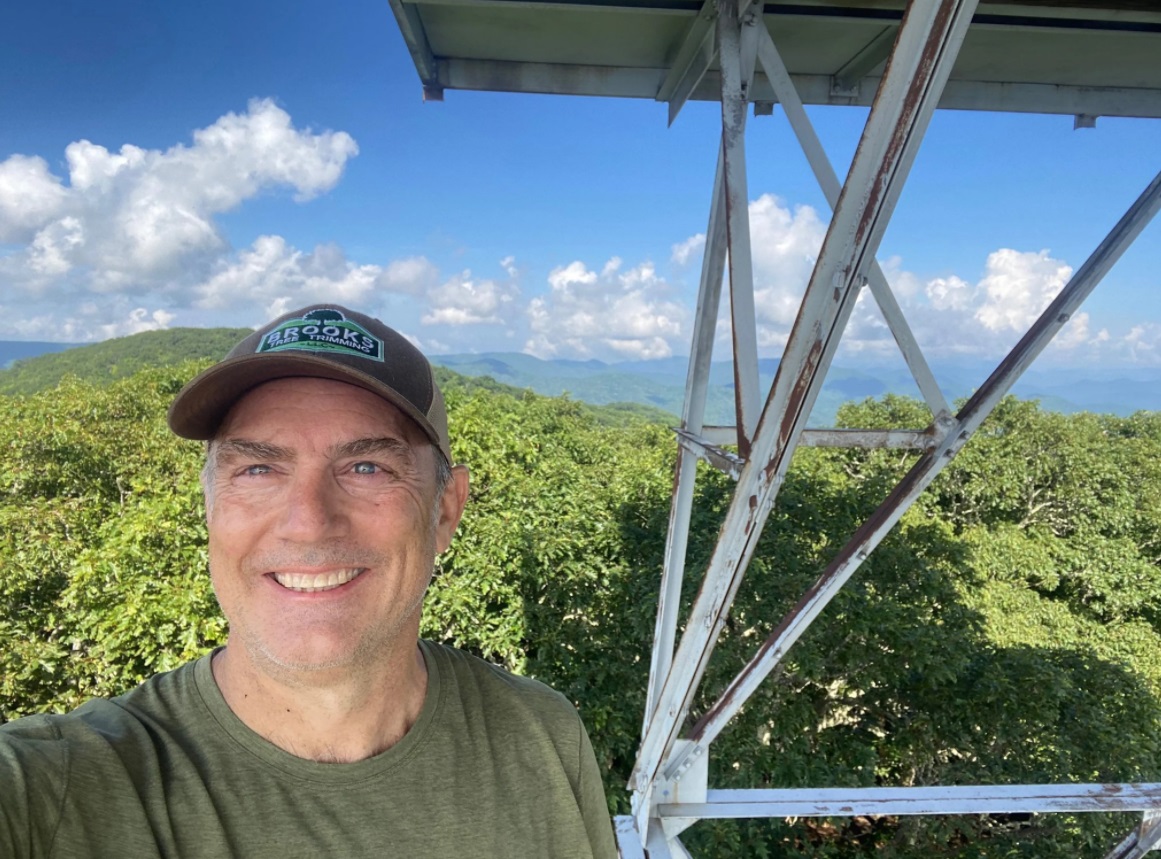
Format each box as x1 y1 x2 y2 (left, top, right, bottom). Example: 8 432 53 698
666 162 1161 786
630 0 978 839
641 0 763 736
1105 811 1161 859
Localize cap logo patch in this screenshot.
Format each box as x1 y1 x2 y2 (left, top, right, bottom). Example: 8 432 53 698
256 308 384 362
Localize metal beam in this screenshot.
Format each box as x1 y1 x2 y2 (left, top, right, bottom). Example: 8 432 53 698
718 0 763 456
754 24 952 420
668 164 1161 780
388 0 443 101
655 0 716 124
642 141 730 731
613 816 647 859
658 785 1161 819
1105 811 1161 859
676 428 938 481
632 0 977 810
832 25 898 95
435 59 1161 119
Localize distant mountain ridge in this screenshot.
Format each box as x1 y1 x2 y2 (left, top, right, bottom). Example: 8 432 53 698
2 334 1159 424
1 341 77 370
433 351 1161 425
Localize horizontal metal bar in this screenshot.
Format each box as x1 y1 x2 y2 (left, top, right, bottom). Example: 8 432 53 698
675 429 745 479
407 0 1161 31
410 0 700 12
437 60 1161 118
704 74 1161 118
799 428 937 449
678 428 936 470
657 784 1161 819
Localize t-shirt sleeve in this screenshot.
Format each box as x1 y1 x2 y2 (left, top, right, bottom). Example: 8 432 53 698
0 716 68 859
575 717 619 859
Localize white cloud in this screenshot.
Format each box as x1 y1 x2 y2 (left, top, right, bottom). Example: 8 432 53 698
195 236 390 313
525 257 686 360
974 249 1072 333
0 100 483 346
379 256 439 294
701 194 827 352
100 308 176 339
421 270 519 326
671 233 705 266
0 155 68 242
547 260 598 291
0 300 175 342
0 99 360 338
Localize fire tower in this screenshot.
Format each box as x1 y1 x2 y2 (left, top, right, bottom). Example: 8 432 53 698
390 2 1161 855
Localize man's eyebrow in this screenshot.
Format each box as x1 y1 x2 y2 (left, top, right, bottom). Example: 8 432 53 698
215 439 295 461
332 437 415 461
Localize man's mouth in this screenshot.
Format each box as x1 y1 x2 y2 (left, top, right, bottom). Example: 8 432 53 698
271 568 367 593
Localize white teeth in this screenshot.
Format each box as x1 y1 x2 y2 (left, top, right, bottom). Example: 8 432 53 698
272 569 364 592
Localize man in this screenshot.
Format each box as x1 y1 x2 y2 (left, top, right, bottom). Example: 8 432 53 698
0 305 618 858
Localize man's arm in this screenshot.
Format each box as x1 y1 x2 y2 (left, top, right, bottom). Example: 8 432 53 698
0 715 68 859
576 719 619 859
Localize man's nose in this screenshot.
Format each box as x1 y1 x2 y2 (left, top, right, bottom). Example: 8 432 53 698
277 469 348 541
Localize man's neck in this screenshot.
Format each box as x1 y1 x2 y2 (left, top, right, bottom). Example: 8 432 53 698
211 642 429 763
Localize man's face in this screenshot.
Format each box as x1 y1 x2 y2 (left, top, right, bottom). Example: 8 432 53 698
204 377 466 676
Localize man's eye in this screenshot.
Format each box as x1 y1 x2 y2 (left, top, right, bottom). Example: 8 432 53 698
351 461 380 475
243 464 273 476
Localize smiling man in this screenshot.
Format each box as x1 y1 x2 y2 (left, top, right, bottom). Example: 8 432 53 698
0 305 619 859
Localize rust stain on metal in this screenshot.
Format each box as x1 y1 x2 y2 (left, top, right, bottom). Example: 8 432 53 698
668 452 687 511
772 338 823 470
855 2 955 252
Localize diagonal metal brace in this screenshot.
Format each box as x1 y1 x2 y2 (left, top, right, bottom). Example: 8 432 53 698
631 1 978 826
1104 811 1161 859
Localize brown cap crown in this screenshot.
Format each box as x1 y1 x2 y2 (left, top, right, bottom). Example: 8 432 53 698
167 305 451 463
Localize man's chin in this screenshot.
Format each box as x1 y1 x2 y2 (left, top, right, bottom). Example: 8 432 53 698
243 635 371 680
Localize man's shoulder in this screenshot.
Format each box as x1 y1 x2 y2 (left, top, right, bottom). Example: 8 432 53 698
0 654 208 749
422 640 580 726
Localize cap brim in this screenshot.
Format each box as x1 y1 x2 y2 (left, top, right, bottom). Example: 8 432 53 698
167 352 444 454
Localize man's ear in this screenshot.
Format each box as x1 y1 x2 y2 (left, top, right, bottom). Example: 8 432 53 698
435 464 470 553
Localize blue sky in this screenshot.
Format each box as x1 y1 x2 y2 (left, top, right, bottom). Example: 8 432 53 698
1 0 1159 369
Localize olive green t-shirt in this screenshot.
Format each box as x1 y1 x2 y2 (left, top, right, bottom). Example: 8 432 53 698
0 641 618 858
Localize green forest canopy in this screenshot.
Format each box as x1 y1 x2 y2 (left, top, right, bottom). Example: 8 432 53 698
2 356 1160 857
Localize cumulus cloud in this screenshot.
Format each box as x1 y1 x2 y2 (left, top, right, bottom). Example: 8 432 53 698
671 233 705 266
525 258 685 360
673 194 1130 367
100 308 177 339
0 99 362 338
0 155 69 242
0 300 175 342
421 270 519 326
852 246 1122 364
974 249 1072 333
195 236 399 316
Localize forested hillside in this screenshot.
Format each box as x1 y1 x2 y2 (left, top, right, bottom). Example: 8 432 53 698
0 328 252 395
2 362 1160 857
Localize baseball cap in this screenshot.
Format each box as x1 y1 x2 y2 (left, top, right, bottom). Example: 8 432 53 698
167 304 451 463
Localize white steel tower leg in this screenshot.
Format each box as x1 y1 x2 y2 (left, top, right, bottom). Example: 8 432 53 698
631 0 978 840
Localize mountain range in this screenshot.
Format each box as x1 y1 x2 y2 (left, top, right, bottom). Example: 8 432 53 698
3 337 1159 426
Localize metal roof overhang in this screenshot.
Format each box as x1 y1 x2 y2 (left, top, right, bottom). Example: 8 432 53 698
390 0 1161 118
